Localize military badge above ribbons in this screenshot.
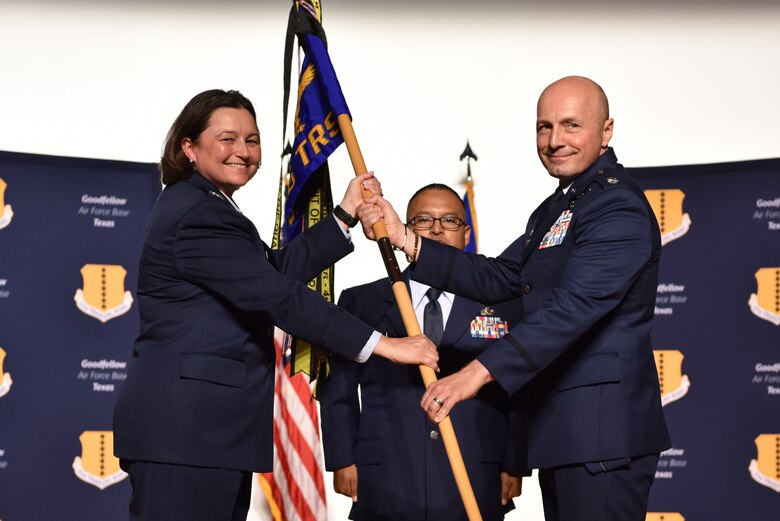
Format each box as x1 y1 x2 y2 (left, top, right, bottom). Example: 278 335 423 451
470 307 509 339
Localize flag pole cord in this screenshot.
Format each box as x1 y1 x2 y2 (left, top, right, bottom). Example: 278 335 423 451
337 114 484 521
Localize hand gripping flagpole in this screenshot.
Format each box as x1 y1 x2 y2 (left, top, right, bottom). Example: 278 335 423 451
337 114 484 521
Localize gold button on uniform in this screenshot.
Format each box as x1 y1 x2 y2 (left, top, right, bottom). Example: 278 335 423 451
429 430 439 440
522 283 532 295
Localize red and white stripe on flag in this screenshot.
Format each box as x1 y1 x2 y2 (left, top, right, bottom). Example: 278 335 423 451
256 328 327 521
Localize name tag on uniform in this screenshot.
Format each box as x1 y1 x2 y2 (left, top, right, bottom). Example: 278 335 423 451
470 307 509 339
539 210 572 249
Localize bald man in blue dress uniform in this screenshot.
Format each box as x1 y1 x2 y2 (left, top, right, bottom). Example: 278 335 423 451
370 77 671 521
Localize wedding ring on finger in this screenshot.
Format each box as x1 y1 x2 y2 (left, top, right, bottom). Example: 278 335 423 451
432 397 444 407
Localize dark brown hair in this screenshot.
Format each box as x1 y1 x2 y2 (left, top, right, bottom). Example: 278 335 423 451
159 89 257 185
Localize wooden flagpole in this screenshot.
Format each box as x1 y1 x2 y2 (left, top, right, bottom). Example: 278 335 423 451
337 114 484 521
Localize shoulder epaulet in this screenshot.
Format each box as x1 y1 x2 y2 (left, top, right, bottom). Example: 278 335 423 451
593 166 628 190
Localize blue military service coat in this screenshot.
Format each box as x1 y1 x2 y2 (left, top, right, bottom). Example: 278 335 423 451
412 149 671 471
113 172 373 472
319 273 527 521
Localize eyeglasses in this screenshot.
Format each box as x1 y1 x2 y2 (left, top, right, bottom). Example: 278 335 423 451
408 215 466 231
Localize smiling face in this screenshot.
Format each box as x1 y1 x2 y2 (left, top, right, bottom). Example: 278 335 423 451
181 107 261 196
536 76 613 185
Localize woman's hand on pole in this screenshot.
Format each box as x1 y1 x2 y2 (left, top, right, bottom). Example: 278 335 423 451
339 171 379 217
357 194 407 246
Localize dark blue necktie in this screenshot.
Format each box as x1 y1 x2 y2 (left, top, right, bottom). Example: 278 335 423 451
424 287 443 346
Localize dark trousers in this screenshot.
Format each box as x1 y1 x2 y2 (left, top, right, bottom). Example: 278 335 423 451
538 453 660 521
121 460 252 521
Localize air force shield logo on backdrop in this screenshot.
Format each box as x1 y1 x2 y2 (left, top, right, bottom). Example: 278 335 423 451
0 347 12 399
0 177 14 230
72 431 127 490
748 267 780 326
644 189 691 246
74 264 133 323
749 434 780 493
653 350 690 406
645 514 685 521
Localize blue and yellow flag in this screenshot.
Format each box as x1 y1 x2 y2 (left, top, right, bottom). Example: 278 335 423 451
283 1 350 244
462 179 479 253
460 141 479 253
275 0 351 381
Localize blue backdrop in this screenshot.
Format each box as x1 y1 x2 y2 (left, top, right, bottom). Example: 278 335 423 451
0 151 159 519
631 158 780 520
0 152 777 519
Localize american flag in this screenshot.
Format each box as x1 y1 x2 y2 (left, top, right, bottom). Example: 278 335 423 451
252 2 341 517
255 329 327 521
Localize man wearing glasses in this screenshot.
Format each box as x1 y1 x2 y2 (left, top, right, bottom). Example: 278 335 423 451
319 183 527 521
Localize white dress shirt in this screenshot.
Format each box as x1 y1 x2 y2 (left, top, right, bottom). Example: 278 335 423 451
410 279 455 332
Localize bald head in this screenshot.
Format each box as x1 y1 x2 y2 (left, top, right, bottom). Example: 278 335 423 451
539 76 610 123
535 76 614 183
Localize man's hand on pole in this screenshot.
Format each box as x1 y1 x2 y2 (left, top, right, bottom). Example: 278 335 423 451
420 360 494 423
